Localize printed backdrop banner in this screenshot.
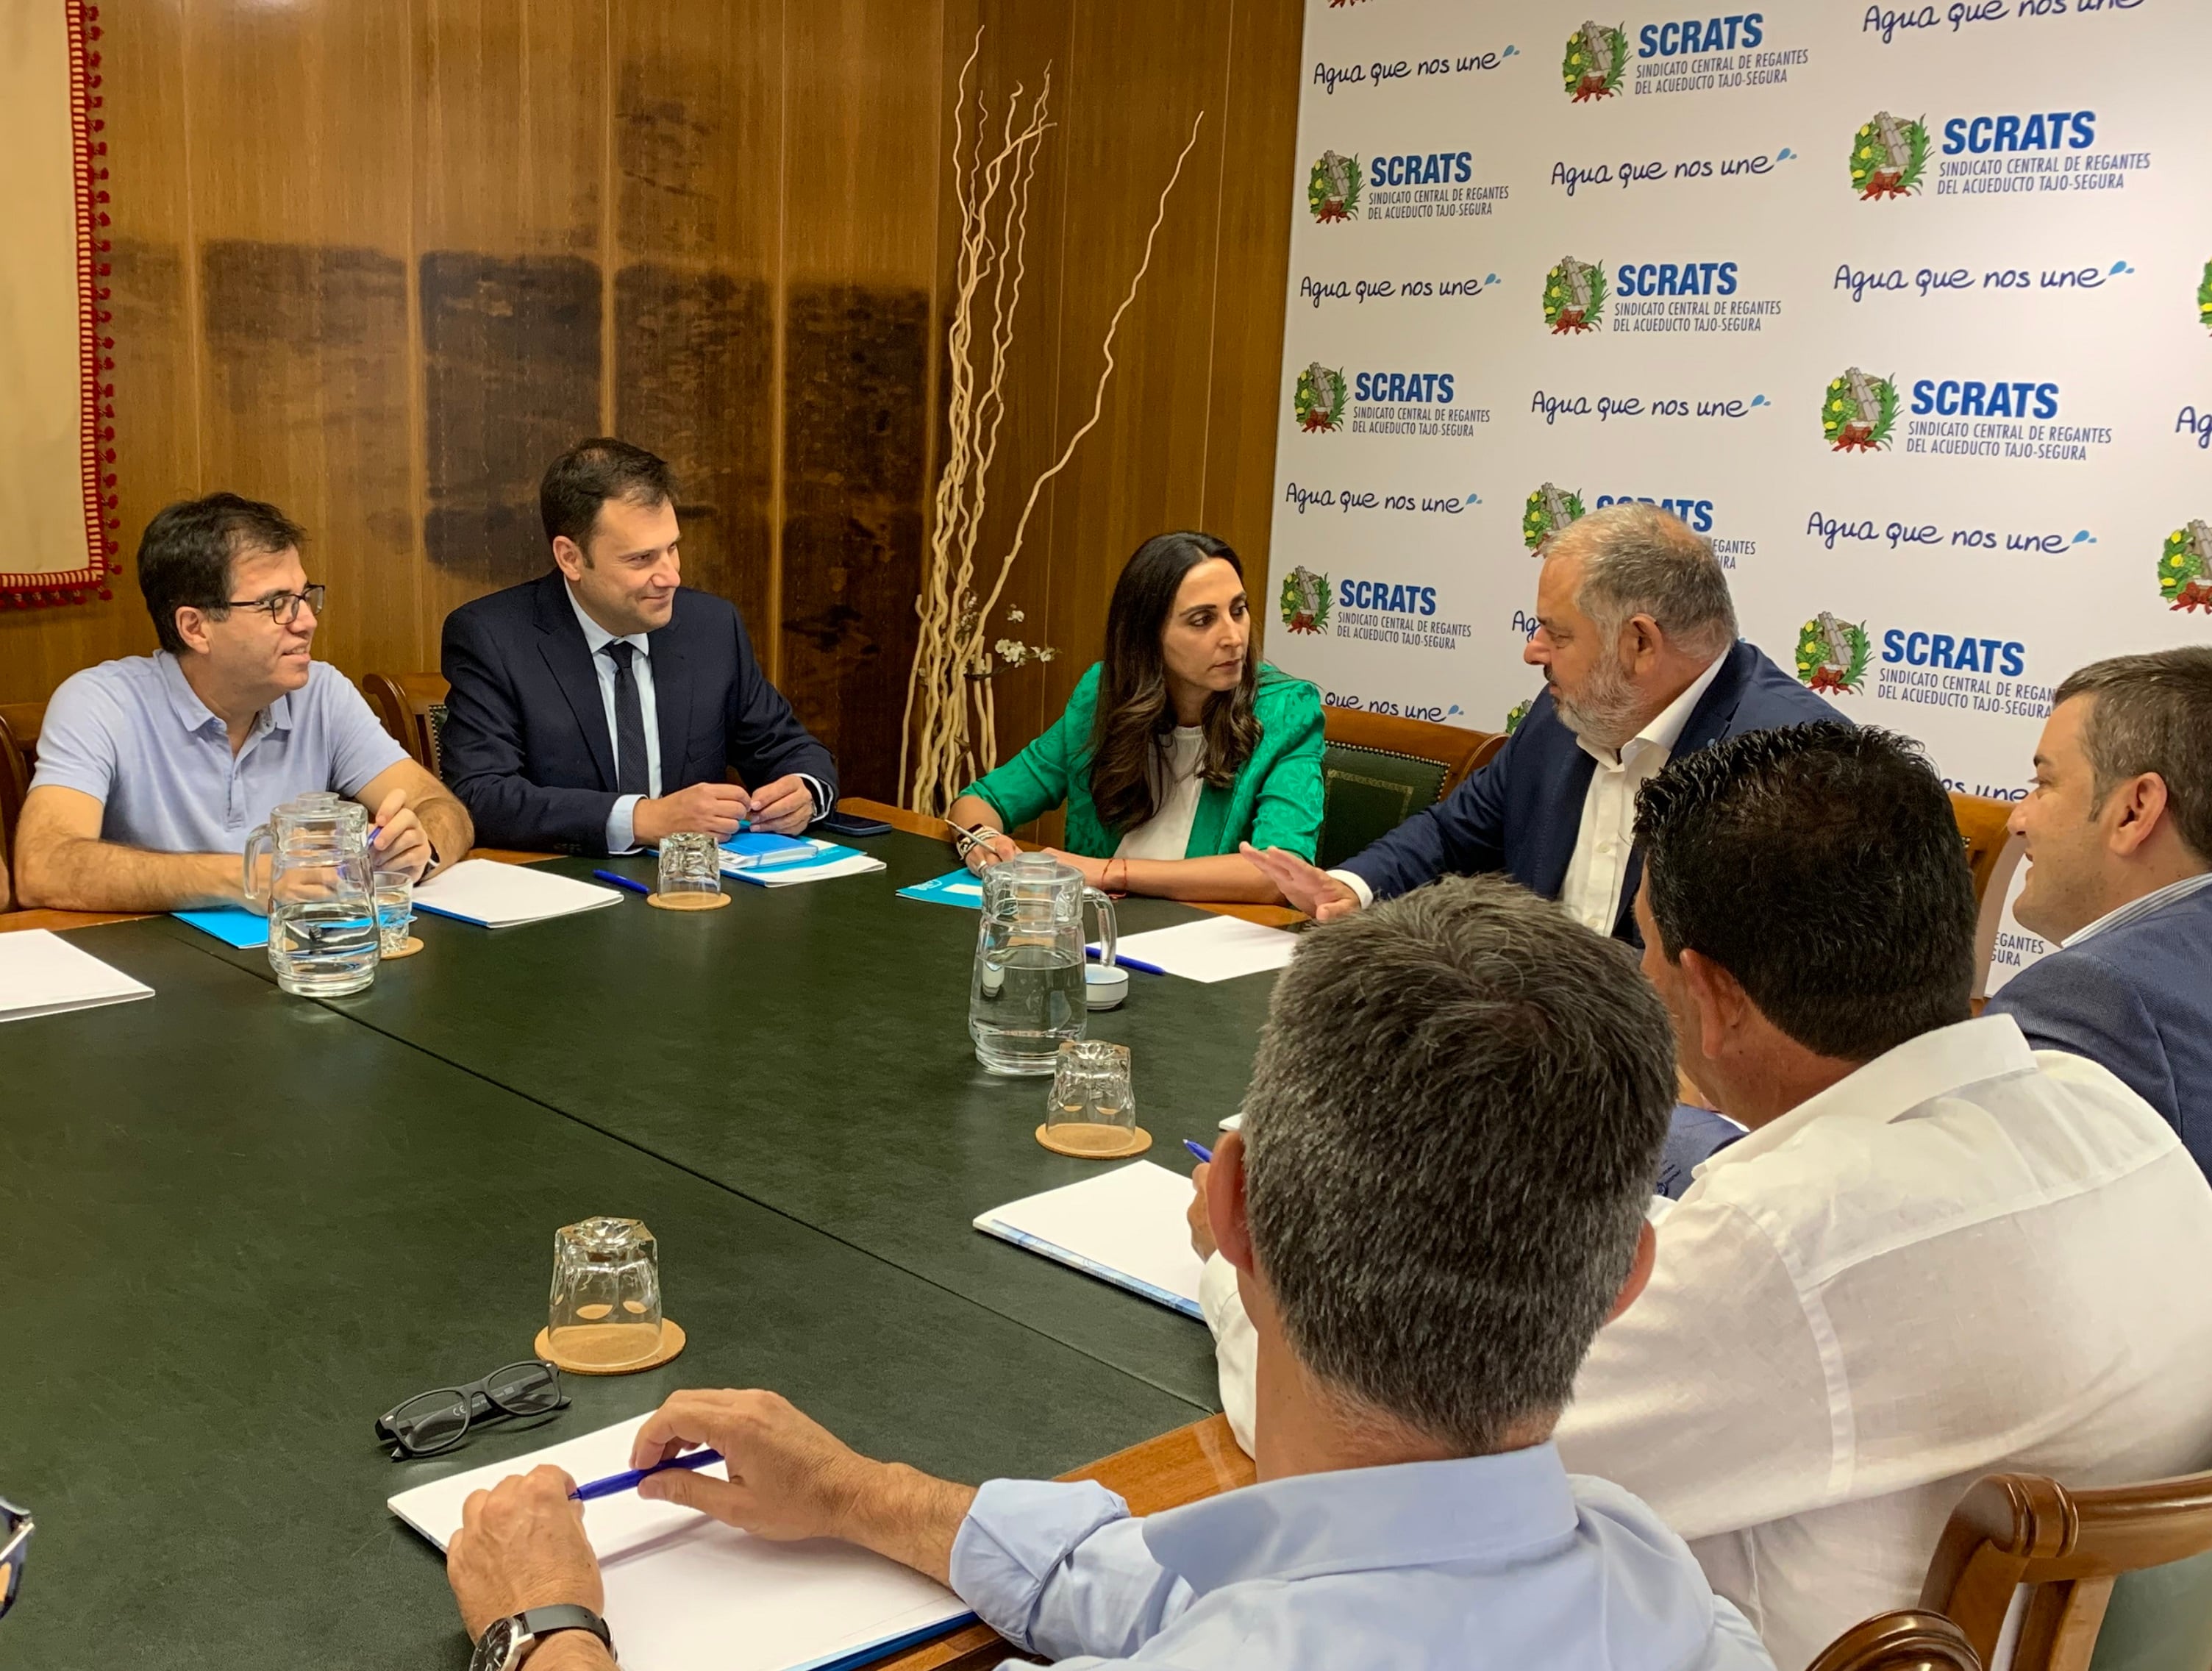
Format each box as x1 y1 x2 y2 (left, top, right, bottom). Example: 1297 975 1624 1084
1267 0 2212 991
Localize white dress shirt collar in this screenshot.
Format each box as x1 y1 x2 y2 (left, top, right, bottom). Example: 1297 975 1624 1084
1577 646 1727 769
2062 869 2212 947
564 580 651 660
1144 1444 1579 1595
1697 1013 2036 1179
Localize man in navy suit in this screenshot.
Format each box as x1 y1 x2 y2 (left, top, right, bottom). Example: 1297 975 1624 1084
1988 647 2212 1175
440 438 836 854
1246 502 1838 947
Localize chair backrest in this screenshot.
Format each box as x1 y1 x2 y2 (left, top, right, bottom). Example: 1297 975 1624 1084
360 673 452 779
1808 1610 1984 1671
1949 792 2029 1004
0 701 46 903
1316 708 1504 871
1920 1467 2212 1671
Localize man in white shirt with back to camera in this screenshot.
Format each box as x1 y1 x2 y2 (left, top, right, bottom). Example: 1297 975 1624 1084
1197 722 2212 1670
438 879 1772 1671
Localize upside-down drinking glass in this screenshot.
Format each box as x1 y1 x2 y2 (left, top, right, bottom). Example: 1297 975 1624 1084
547 1217 663 1370
1045 1040 1138 1155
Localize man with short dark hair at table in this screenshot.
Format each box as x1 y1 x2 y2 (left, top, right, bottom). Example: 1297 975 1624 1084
440 438 836 855
1242 500 1836 944
440 877 1774 1671
15 494 468 911
1202 724 2212 1670
1988 646 2212 1175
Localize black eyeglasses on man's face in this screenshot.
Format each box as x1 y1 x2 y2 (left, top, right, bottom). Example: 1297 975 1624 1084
222 582 326 627
0 1495 32 1622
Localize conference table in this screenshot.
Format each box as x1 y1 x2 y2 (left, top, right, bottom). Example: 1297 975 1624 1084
0 811 1277 1670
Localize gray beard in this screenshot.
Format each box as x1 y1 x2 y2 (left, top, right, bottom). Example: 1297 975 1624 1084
1552 653 1643 752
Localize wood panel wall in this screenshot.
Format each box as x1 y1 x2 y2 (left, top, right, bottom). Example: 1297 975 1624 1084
0 0 1301 805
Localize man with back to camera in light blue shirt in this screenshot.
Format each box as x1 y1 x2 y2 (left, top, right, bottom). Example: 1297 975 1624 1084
14 494 471 912
437 877 1773 1671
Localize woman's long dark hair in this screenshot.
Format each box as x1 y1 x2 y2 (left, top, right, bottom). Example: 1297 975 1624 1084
1088 531 1262 836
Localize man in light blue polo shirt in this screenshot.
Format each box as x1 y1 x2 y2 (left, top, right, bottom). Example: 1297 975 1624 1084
438 880 1772 1671
15 493 472 912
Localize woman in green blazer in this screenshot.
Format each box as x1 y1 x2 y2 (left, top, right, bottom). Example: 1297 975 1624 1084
949 530 1324 903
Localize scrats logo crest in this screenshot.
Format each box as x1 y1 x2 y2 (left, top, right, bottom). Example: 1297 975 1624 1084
1308 152 1362 224
1795 613 1871 694
1524 482 1588 549
1280 566 1332 635
1544 256 1607 333
2163 519 2212 613
1851 111 1931 200
1294 363 1347 433
1823 366 1900 452
1563 21 1630 101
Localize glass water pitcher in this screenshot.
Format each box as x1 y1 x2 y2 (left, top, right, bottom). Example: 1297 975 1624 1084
969 852 1118 1075
243 791 379 997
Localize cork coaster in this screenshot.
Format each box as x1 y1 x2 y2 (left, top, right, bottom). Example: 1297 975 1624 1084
648 891 730 911
1035 1124 1152 1160
532 1317 688 1376
379 936 425 959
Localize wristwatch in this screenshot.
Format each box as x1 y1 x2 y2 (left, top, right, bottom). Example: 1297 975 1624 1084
468 1604 614 1671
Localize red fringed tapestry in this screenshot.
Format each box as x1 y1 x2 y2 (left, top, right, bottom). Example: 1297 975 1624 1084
0 1 118 609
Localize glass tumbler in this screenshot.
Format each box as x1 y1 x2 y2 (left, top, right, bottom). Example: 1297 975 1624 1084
1045 1041 1138 1155
546 1216 663 1370
372 869 415 955
655 831 724 905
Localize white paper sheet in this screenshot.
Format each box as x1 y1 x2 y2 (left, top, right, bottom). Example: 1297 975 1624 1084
1093 916 1299 984
410 860 624 928
0 930 153 1023
388 1416 971 1671
974 1160 1207 1318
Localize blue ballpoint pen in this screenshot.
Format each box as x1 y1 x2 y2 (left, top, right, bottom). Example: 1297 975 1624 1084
1087 947 1166 977
1184 1140 1213 1164
569 1448 725 1502
591 869 654 897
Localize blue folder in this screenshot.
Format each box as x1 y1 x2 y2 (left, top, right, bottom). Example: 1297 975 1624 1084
173 908 270 949
896 869 986 909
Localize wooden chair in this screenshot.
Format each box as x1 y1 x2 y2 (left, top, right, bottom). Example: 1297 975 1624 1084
0 702 46 908
1315 708 1506 871
360 672 452 778
1919 1467 2212 1671
1950 792 2029 1005
1808 1611 1983 1671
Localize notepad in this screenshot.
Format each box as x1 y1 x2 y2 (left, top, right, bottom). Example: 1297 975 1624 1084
388 1416 972 1671
896 869 985 909
974 1161 1207 1319
0 930 154 1024
1088 916 1299 984
173 907 271 948
410 860 624 927
727 841 887 889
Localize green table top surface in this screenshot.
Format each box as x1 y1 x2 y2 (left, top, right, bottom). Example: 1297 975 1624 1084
1 922 1213 1670
167 830 1284 1408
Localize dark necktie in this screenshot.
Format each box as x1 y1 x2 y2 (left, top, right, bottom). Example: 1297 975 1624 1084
602 641 650 796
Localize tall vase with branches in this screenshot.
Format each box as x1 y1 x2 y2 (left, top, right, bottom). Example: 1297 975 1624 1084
901 32 1204 817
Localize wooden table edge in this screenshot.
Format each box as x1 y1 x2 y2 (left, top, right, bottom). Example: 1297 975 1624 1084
0 847 553 934
835 798 1307 930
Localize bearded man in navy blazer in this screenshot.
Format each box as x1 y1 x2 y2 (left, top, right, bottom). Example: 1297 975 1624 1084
1247 502 1838 947
440 438 837 854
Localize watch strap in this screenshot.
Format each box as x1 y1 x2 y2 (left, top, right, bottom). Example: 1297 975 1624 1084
515 1603 613 1662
